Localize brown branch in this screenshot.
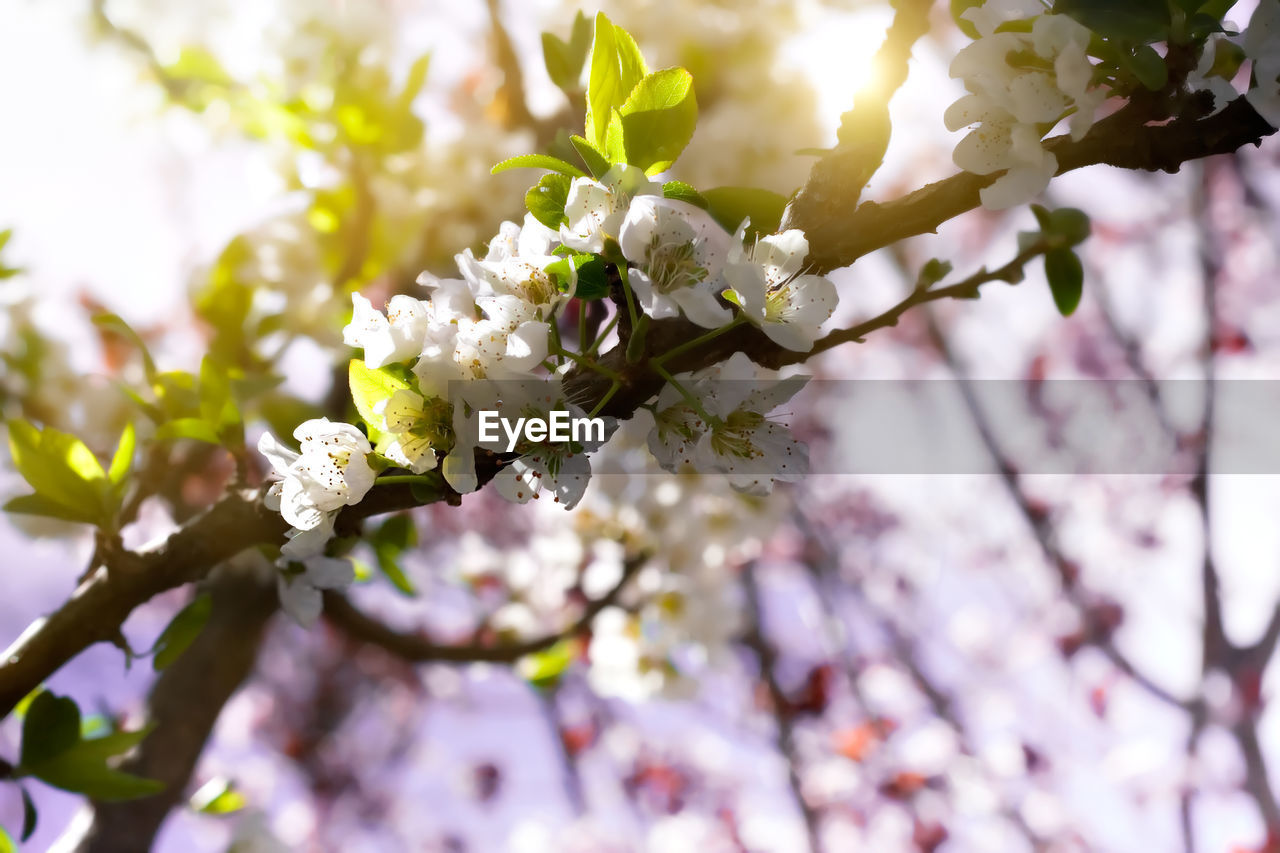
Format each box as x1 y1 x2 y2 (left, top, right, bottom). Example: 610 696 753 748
322 553 647 663
58 557 278 853
781 0 933 232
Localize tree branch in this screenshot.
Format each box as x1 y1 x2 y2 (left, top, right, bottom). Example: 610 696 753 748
57 556 278 853
322 553 647 663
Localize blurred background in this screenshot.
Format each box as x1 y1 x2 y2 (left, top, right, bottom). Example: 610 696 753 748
2 0 1280 850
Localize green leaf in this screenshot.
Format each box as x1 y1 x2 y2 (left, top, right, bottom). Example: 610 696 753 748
917 259 954 289
91 313 158 384
1045 248 1084 316
662 181 707 208
3 493 100 525
19 786 36 842
702 187 788 239
16 692 164 802
152 593 213 671
1053 0 1171 43
584 12 649 150
547 254 610 300
20 691 80 769
1122 44 1168 90
525 173 573 230
1048 208 1091 246
517 640 576 689
603 107 626 165
399 52 431 110
349 359 411 433
6 421 110 525
543 11 592 91
613 68 698 174
108 422 136 487
569 134 611 178
372 515 418 597
154 418 223 445
190 777 247 815
31 751 164 801
491 154 587 178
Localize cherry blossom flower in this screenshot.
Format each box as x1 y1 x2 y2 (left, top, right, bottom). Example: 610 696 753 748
374 388 451 473
258 418 376 531
619 195 734 328
342 293 430 368
560 164 661 253
723 227 836 351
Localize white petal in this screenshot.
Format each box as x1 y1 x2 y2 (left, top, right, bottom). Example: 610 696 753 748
305 556 356 590
257 431 300 476
277 573 323 627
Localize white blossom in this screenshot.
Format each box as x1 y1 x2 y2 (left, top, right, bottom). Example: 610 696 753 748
258 418 375 531
375 388 450 473
618 195 734 328
947 5 1103 209
559 164 661 253
342 293 429 369
722 227 836 351
277 555 355 626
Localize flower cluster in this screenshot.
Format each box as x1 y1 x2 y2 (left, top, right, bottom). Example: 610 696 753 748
257 160 835 622
946 0 1103 210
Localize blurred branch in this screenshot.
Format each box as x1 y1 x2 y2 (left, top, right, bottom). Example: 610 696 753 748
322 553 647 663
802 238 1051 360
782 0 932 232
57 556 278 853
485 0 537 132
923 313 1197 712
740 561 824 853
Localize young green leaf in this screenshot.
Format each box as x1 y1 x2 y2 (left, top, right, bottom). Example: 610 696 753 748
155 418 224 445
6 421 111 526
20 691 81 769
569 135 611 178
108 422 136 487
702 187 788 239
190 777 248 815
517 639 576 690
584 12 648 150
152 593 213 671
349 359 411 434
525 173 573 229
491 154 587 178
662 181 708 208
614 68 698 174
1045 248 1084 316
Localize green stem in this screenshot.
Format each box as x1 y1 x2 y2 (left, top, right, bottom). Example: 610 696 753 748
578 299 588 351
618 264 640 334
549 315 564 366
374 475 438 487
651 362 719 427
552 346 625 382
585 314 619 357
588 380 621 418
652 315 746 367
